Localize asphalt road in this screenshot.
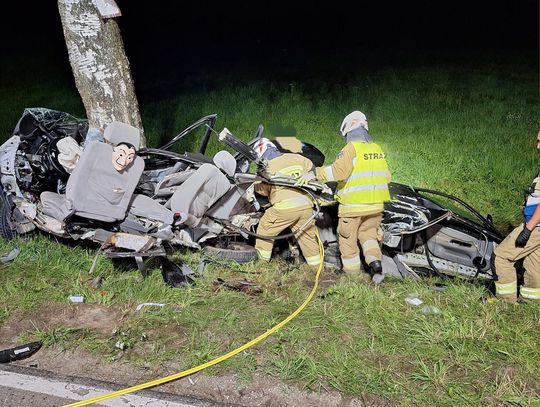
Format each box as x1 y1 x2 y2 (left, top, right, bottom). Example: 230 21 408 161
0 364 233 407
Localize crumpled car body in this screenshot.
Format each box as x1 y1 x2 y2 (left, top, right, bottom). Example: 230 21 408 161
0 108 503 280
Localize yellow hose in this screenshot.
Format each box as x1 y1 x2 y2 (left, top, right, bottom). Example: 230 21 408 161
63 232 325 406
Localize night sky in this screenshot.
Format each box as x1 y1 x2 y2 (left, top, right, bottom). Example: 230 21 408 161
1 0 538 90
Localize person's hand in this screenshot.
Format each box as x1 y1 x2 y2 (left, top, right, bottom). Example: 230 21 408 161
294 171 316 187
515 226 532 247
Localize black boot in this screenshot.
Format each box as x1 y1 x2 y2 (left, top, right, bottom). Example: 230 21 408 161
368 260 384 285
369 260 382 275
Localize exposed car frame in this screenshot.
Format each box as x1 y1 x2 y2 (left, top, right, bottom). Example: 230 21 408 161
0 108 504 281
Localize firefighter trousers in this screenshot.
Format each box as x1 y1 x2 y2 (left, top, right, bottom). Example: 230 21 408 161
337 213 383 273
255 206 321 268
494 224 540 302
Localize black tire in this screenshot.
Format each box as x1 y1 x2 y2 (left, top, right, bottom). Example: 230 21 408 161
203 242 258 263
0 200 17 240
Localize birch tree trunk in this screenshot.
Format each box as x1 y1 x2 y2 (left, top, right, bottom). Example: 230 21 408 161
57 0 145 146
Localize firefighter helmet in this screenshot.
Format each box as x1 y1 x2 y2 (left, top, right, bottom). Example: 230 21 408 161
340 111 368 136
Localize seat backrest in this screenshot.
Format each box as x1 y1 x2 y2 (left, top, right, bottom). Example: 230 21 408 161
65 142 144 222
169 163 231 226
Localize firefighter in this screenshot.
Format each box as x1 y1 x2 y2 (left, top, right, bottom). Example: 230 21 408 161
253 138 322 269
493 131 540 303
315 111 391 279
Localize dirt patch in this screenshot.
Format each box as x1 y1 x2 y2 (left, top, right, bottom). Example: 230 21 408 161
11 345 372 406
0 300 395 406
0 302 123 348
303 268 344 293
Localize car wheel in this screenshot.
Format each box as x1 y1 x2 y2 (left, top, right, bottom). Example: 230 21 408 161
0 199 17 240
203 242 258 263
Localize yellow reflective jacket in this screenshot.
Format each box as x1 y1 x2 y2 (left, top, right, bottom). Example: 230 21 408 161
316 141 391 216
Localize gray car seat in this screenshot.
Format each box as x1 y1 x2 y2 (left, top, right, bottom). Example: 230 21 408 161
41 141 144 222
127 194 175 225
168 151 236 227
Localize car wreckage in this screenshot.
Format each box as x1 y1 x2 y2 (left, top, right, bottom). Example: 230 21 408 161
0 108 504 281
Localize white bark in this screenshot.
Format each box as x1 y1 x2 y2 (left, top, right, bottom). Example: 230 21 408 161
58 0 145 146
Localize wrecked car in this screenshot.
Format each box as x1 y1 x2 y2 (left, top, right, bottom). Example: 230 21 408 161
0 108 503 280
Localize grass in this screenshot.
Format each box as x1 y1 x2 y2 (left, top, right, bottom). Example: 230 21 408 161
2 235 540 405
0 49 539 405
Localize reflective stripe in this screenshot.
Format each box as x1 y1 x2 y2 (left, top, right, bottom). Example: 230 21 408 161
273 195 312 210
342 256 361 271
279 165 304 177
342 256 360 265
337 183 390 196
257 248 272 261
305 254 322 266
361 239 379 253
339 202 384 215
324 166 335 181
521 286 540 300
348 170 391 181
495 281 517 295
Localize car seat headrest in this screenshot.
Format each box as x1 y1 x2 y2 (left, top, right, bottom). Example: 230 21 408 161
213 150 236 177
103 121 141 150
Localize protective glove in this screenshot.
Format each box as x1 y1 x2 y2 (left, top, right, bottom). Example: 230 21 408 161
294 171 316 187
515 226 532 248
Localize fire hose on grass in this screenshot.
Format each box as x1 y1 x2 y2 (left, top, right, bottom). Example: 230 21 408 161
63 189 326 407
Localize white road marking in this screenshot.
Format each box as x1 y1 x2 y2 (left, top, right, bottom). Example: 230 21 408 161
0 370 198 406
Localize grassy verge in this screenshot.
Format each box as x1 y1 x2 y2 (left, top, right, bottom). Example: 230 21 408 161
1 234 539 405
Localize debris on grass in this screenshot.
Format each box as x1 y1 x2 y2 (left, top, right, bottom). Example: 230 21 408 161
0 341 42 363
91 276 104 288
196 259 207 276
431 283 448 292
405 293 423 306
0 248 20 263
135 302 166 312
214 278 263 295
421 305 442 315
160 257 196 288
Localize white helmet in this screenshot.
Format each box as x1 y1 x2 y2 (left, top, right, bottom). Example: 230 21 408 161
252 137 276 159
340 111 368 136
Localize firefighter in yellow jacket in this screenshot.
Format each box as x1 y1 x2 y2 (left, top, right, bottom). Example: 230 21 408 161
315 111 391 280
493 130 540 303
253 138 322 269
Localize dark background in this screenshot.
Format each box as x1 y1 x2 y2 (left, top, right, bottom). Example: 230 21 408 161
1 0 538 97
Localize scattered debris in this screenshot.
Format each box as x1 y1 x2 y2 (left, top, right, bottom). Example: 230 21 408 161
0 341 42 363
0 248 20 263
115 340 128 350
405 293 423 306
421 305 442 315
196 259 207 276
88 249 102 274
214 278 263 295
135 302 166 312
431 283 448 292
91 276 104 288
69 295 85 303
160 257 195 288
